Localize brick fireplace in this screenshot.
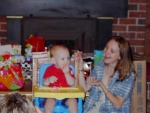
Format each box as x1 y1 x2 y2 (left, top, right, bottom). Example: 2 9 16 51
0 0 147 55
0 0 128 54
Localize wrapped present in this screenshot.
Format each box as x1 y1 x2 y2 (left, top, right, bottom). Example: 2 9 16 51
10 55 25 63
0 54 25 90
94 50 104 65
0 44 21 55
11 44 21 55
0 64 25 90
0 45 14 55
25 35 45 52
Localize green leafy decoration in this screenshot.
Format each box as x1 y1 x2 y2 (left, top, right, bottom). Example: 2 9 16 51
4 66 9 71
9 84 20 90
0 55 4 61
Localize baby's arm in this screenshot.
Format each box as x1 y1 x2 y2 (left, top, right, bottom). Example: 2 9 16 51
43 76 58 86
79 71 93 92
75 54 92 92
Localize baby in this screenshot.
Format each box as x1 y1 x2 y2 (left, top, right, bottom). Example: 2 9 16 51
43 45 77 113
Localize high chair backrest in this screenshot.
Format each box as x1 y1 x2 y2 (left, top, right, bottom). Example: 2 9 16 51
32 51 82 87
33 51 84 113
39 63 75 86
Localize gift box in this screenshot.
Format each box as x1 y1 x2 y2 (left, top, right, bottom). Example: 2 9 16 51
94 50 104 65
25 35 45 52
0 54 25 90
0 44 21 55
0 64 25 90
131 55 146 113
11 44 21 55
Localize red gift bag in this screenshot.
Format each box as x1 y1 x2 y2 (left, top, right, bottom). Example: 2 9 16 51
25 35 45 52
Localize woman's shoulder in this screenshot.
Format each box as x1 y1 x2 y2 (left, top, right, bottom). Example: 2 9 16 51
125 71 136 82
129 70 136 79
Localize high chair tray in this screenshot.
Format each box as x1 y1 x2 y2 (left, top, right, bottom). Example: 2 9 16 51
33 86 85 100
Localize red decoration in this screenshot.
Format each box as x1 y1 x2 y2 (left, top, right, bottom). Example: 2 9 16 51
25 35 45 52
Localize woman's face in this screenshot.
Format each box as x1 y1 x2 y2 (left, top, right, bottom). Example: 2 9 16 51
103 39 121 67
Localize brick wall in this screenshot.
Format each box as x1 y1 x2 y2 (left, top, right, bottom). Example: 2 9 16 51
145 0 150 62
0 17 7 44
112 0 147 55
0 0 147 54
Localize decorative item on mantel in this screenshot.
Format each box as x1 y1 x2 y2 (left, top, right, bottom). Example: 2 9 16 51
25 35 45 52
82 51 104 77
21 34 46 80
0 44 22 56
0 54 25 90
0 42 26 90
82 53 94 78
24 34 45 61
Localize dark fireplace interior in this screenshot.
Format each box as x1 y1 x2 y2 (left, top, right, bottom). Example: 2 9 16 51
3 0 127 54
23 18 97 53
7 17 113 54
21 17 113 53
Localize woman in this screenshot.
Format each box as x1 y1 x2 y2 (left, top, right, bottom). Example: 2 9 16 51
79 36 136 113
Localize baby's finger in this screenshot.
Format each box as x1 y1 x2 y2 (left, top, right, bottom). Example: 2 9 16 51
53 77 58 81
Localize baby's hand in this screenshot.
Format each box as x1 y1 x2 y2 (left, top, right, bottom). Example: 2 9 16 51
48 76 58 83
62 64 70 74
74 52 83 68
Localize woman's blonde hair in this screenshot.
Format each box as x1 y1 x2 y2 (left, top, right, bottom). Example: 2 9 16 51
0 92 35 113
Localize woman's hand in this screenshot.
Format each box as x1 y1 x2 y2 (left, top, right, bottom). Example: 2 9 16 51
86 76 102 86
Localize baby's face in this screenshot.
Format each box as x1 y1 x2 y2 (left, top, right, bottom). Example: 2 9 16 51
54 48 70 69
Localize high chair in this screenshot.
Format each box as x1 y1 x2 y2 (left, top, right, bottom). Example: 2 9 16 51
33 52 85 113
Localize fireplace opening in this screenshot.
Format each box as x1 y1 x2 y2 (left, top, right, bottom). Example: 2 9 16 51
45 38 83 54
20 17 112 54
6 17 112 54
